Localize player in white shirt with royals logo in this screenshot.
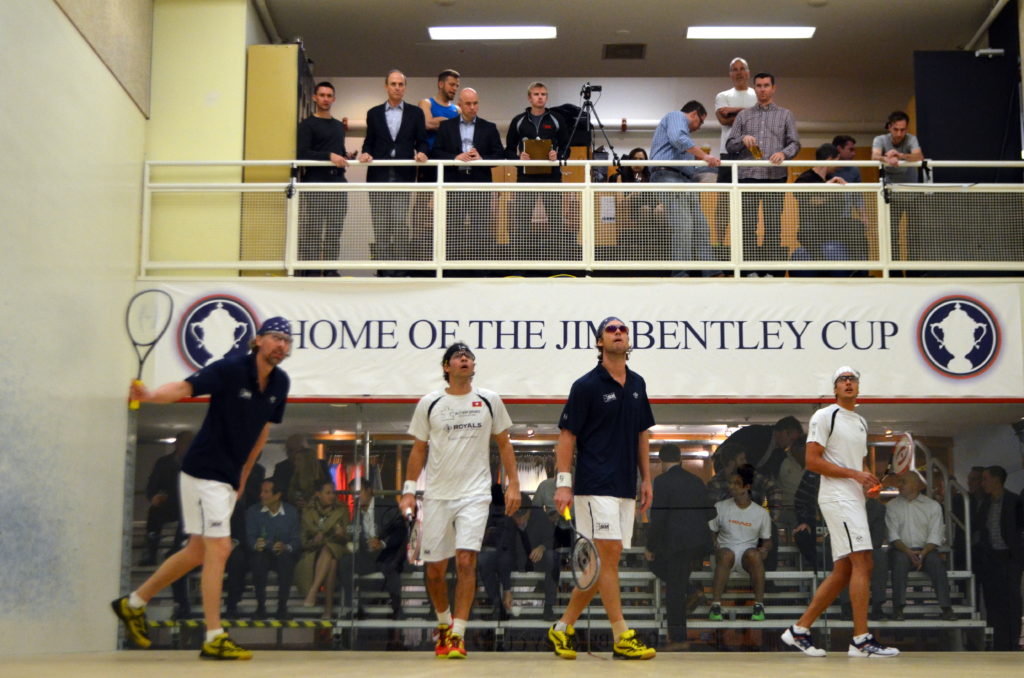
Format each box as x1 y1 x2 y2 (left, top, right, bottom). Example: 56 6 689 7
782 366 899 658
400 342 520 659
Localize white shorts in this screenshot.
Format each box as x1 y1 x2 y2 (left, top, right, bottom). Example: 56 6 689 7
574 495 636 549
820 499 872 562
420 494 490 562
179 472 236 538
718 543 759 573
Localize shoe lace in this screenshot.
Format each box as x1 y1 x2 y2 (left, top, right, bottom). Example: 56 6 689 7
620 632 646 649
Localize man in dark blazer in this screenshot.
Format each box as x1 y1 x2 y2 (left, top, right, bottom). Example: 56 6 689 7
430 87 504 264
645 444 716 646
359 69 428 267
974 465 1024 650
341 485 407 619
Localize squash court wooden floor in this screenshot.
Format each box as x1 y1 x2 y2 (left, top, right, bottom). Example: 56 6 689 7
5 651 1021 678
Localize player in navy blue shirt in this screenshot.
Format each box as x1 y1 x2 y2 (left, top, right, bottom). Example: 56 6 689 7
112 317 292 661
548 316 656 661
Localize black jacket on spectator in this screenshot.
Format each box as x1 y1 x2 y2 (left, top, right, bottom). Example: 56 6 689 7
361 102 428 183
430 116 504 183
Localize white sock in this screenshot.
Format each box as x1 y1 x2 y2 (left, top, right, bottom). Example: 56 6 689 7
451 618 467 638
853 632 870 644
128 592 146 609
792 624 810 634
554 621 568 632
436 608 452 626
205 629 223 643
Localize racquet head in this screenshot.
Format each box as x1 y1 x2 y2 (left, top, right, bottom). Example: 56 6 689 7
571 537 600 590
125 289 173 409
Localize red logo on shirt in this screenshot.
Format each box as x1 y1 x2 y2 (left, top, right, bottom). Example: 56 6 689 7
472 401 482 407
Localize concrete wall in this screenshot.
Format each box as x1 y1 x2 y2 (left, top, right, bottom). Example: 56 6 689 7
0 0 146 654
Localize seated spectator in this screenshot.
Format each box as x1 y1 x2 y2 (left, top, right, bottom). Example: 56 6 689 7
793 143 868 262
708 463 772 621
273 434 304 493
612 148 652 183
342 484 407 619
297 480 350 618
287 444 328 509
708 445 783 526
886 471 956 621
478 483 520 620
245 478 301 619
139 431 192 566
512 492 558 621
646 443 715 646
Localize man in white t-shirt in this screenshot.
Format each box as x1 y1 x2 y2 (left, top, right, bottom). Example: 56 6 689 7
781 366 899 658
715 57 756 172
400 342 520 659
708 463 772 622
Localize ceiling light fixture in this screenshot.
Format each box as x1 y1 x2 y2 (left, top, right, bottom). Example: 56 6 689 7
429 26 557 40
687 26 816 40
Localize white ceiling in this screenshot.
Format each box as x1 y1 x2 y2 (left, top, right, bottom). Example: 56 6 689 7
263 0 997 89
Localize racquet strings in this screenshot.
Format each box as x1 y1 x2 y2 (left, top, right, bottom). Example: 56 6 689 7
126 290 173 347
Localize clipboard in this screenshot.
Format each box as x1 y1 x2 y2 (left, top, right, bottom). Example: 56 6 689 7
523 138 553 174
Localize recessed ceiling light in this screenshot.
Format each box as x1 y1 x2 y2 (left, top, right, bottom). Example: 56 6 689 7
429 25 557 40
687 26 816 39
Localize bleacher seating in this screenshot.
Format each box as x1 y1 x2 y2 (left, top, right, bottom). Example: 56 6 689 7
130 522 988 651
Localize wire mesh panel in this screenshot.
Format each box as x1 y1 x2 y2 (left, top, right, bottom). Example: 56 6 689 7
791 189 876 262
496 187 583 262
355 188 433 263
593 187 727 264
443 190 501 261
296 190 348 265
888 189 1024 262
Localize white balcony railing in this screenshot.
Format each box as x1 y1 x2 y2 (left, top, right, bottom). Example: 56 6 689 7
141 159 1024 278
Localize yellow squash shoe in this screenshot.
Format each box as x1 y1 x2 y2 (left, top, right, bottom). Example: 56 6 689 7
110 597 151 649
547 623 577 660
199 633 253 660
612 629 656 660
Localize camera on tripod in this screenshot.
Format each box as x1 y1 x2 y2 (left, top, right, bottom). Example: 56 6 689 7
580 82 602 100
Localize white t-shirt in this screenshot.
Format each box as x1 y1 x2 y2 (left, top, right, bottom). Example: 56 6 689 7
714 86 757 150
710 498 771 551
808 404 869 504
408 387 512 500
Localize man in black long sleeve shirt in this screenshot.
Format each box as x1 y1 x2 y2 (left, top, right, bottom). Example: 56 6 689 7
297 81 350 276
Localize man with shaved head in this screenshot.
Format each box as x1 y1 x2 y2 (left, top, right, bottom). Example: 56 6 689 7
431 87 505 266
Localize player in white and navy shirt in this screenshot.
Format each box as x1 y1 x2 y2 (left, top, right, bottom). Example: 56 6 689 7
400 342 519 659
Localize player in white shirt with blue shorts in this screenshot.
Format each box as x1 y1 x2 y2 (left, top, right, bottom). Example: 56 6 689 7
399 342 520 659
781 366 899 658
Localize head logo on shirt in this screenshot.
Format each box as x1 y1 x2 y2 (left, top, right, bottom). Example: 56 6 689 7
178 294 259 370
239 388 253 400
917 295 1000 379
603 392 617 403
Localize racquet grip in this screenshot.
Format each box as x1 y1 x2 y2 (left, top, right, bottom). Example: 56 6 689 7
562 507 572 521
129 379 142 410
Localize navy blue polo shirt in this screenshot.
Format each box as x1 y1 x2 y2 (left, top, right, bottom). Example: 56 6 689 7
559 363 655 498
181 352 289 489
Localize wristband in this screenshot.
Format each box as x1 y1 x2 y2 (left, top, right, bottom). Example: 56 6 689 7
402 480 417 495
555 472 572 488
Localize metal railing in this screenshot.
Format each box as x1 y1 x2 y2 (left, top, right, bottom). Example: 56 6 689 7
141 159 1024 278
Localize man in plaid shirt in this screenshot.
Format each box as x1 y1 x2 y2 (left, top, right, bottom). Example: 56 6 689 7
725 72 800 267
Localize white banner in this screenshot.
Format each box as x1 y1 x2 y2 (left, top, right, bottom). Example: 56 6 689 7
149 280 1023 400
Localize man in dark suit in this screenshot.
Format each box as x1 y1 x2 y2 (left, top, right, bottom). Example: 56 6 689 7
341 485 407 619
645 444 715 647
430 87 504 265
359 69 428 268
974 465 1024 650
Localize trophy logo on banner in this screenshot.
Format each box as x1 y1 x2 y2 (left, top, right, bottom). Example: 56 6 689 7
918 295 1000 378
177 295 259 370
